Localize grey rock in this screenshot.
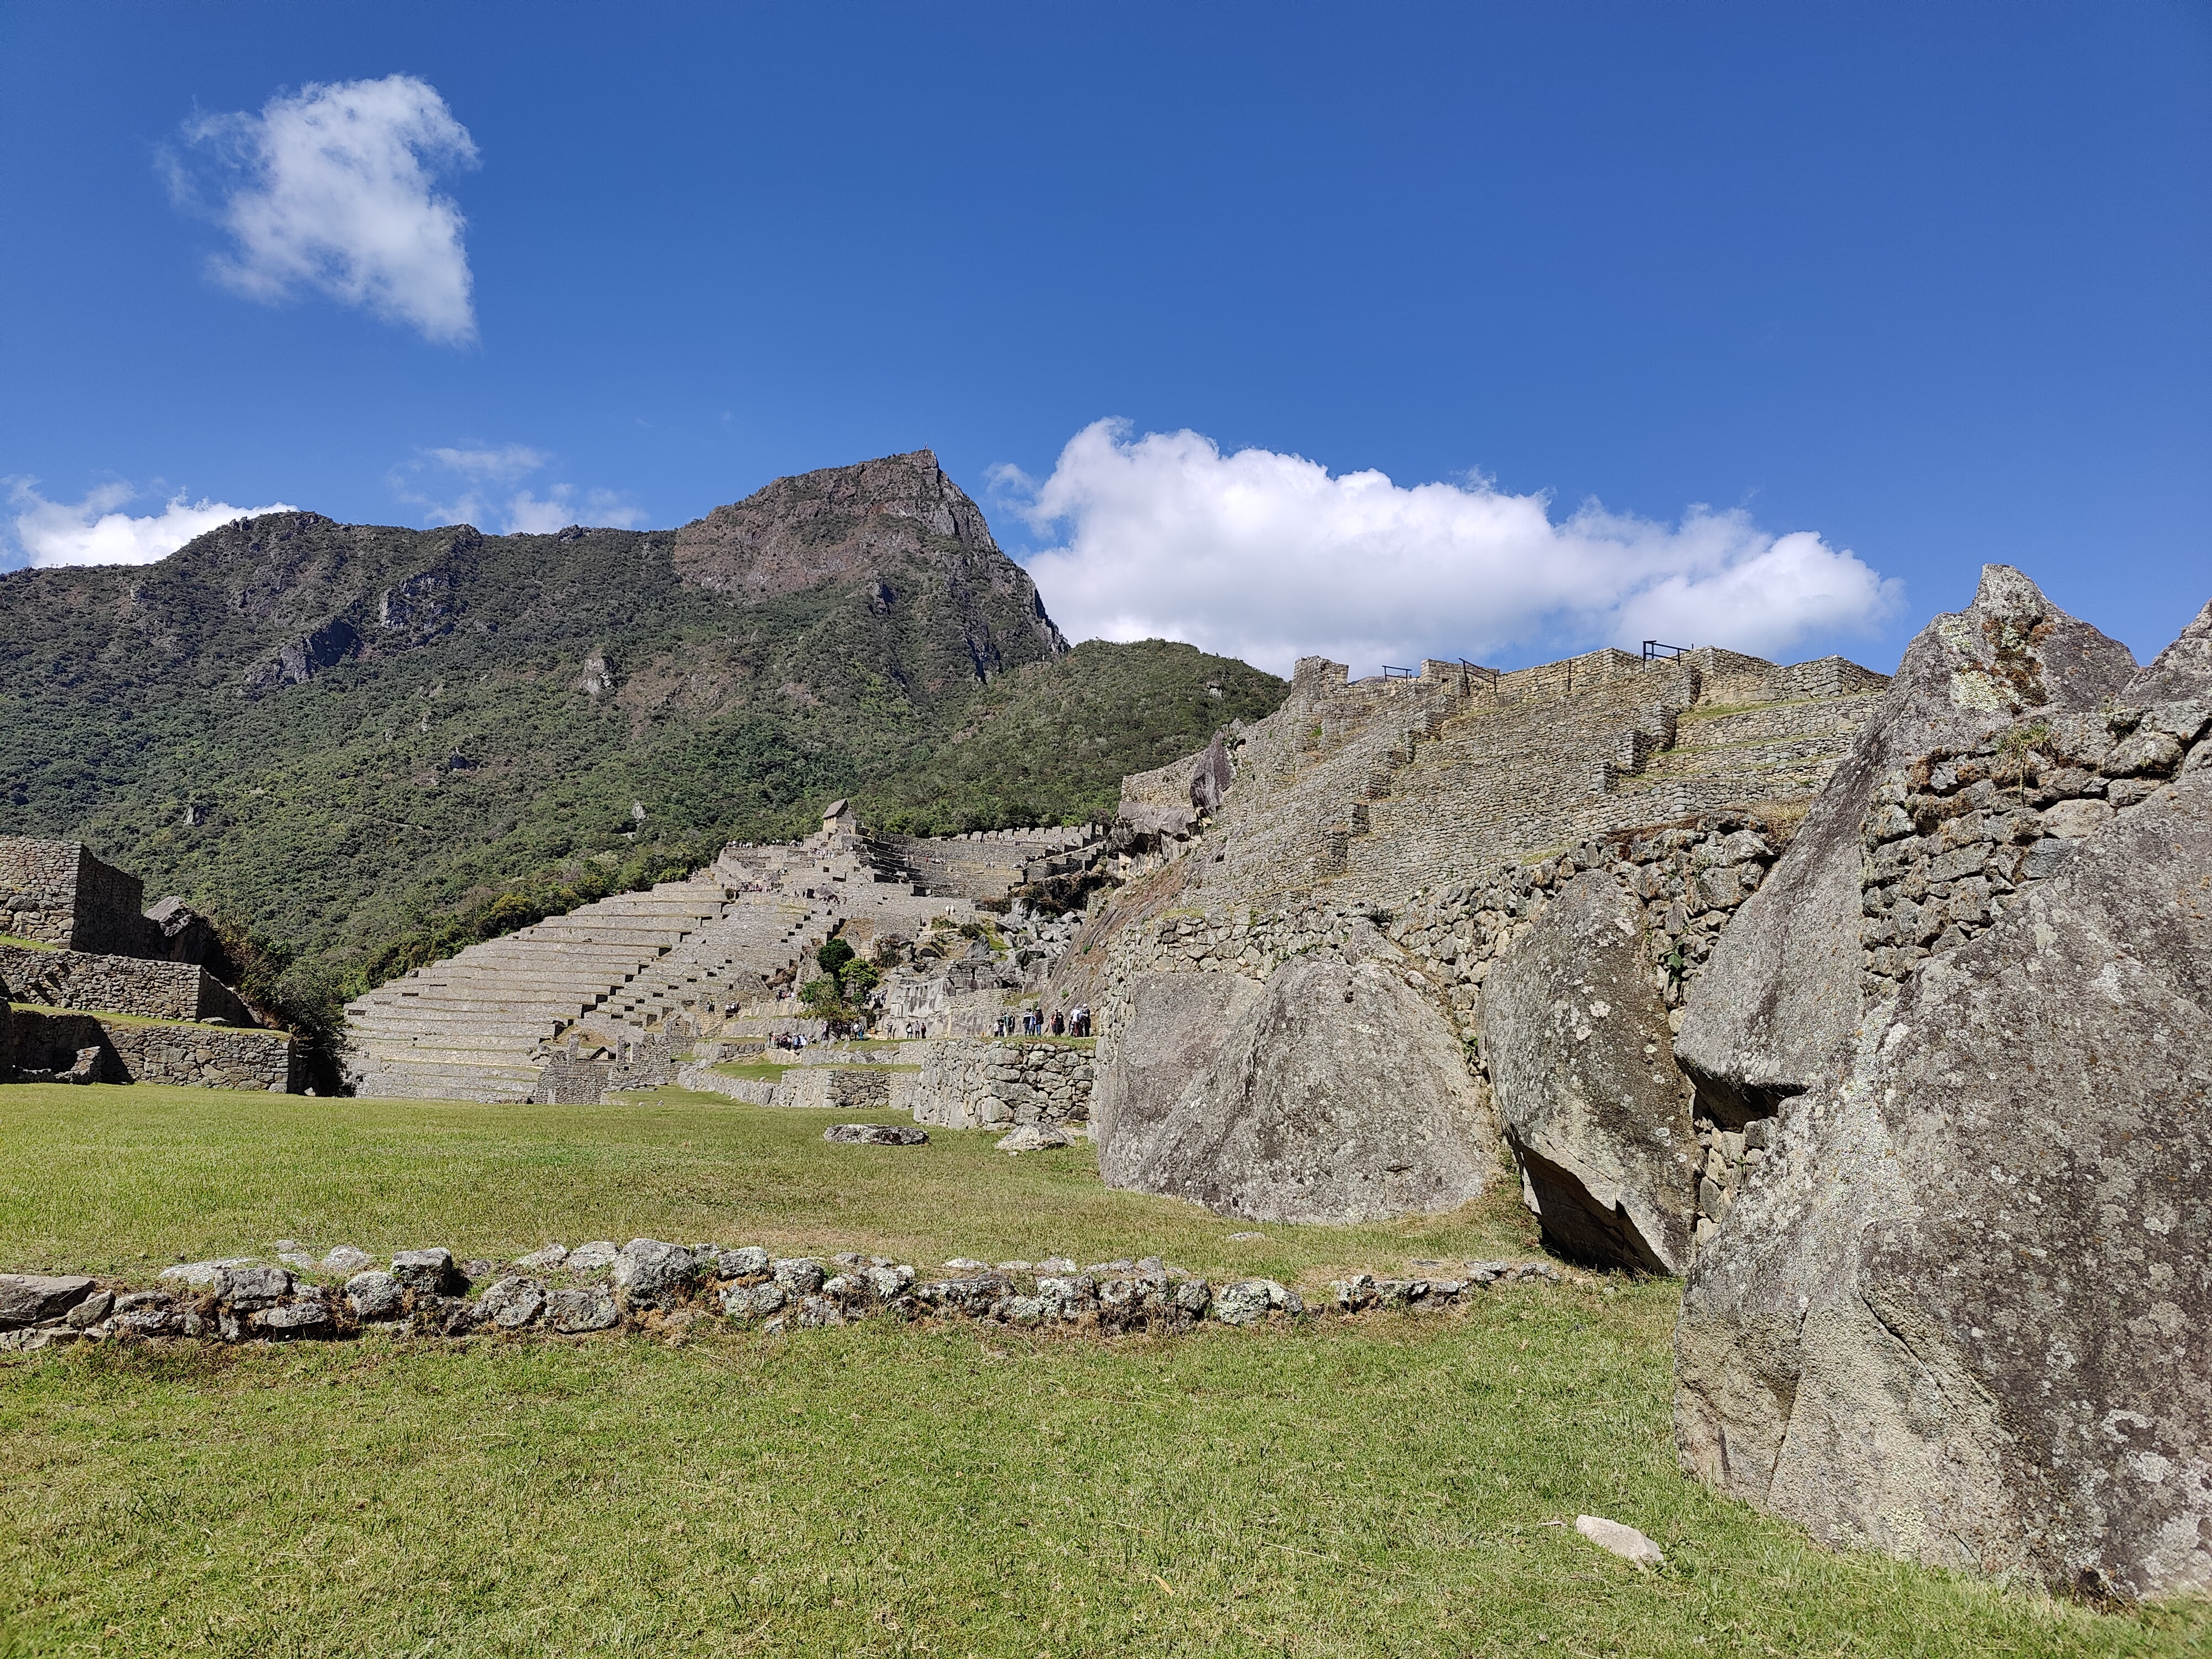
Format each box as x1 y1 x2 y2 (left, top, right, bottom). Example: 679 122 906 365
111 1293 179 1335
1001 1295 1051 1326
995 1124 1071 1153
823 1123 928 1145
943 1258 988 1272
1576 1514 1664 1569
722 1282 786 1319
390 1248 459 1295
611 1239 695 1308
1093 970 1264 1181
718 1246 771 1277
1677 565 2138 1123
0 1273 95 1328
1482 871 1698 1275
1036 1256 1078 1274
515 1244 568 1272
795 1294 845 1328
862 1265 912 1300
1213 1279 1279 1326
158 1258 256 1291
346 1270 407 1321
545 1284 620 1333
477 1277 547 1329
1171 1279 1211 1317
1675 593 2212 1600
217 1265 294 1307
65 1290 114 1329
253 1301 332 1337
1101 954 1500 1223
564 1240 620 1273
320 1246 374 1275
772 1258 825 1294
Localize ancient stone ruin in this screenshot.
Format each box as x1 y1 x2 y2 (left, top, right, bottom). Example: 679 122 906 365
1045 565 2209 1600
1058 637 1890 1254
0 837 300 1091
342 796 1111 1114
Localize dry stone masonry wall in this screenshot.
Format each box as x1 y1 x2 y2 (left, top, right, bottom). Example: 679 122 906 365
898 1040 1093 1130
0 945 252 1025
1858 701 2207 1001
0 1238 1579 1354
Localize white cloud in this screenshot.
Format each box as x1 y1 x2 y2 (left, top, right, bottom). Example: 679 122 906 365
425 445 548 483
6 481 296 568
997 421 1902 676
390 446 645 534
166 75 479 345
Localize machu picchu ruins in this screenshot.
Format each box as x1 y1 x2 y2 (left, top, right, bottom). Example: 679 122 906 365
3 452 2206 1608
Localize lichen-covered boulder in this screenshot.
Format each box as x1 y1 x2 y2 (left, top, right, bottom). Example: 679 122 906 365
1483 872 1696 1274
1676 564 2138 1118
1673 591 2212 1599
1105 953 1498 1224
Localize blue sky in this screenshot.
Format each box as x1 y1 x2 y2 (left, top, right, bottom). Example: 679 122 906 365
2 2 2205 675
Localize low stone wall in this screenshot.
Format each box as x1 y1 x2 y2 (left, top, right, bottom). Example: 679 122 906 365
530 1029 691 1105
6 1006 298 1091
670 1062 891 1110
897 1040 1093 1130
105 1020 299 1092
0 944 252 1024
0 1236 1577 1353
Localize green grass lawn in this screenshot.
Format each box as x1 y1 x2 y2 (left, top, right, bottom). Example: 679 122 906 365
0 1083 2204 1658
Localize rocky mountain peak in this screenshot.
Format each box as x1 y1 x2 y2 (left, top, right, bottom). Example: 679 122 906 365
670 450 1062 650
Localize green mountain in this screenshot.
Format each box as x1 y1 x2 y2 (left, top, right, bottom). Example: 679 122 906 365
0 450 1284 1029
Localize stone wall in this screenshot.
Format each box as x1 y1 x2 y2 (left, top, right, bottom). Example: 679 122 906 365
1856 703 2204 1003
868 827 1099 900
104 1020 299 1092
529 1028 691 1104
0 945 253 1024
0 838 153 955
7 1006 299 1091
896 1040 1093 1130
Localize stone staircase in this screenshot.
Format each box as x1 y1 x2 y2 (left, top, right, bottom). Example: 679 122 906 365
342 878 735 1102
581 893 832 1039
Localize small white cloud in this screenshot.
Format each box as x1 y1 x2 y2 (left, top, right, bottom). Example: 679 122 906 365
424 445 548 484
166 75 479 345
6 481 297 568
999 420 1902 676
390 446 644 534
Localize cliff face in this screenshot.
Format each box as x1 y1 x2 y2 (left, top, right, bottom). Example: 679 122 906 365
672 449 1065 693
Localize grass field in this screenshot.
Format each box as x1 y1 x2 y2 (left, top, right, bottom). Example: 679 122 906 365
1 1082 2204 1658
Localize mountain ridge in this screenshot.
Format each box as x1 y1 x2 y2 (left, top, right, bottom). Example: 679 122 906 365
0 451 1285 1027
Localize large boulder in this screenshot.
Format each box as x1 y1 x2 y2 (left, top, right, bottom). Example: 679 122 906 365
1675 565 2138 1120
1673 589 2212 1599
1094 969 1264 1188
1102 953 1498 1223
1483 872 1697 1274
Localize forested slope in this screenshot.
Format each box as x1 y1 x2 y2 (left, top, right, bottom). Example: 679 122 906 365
0 451 1283 1017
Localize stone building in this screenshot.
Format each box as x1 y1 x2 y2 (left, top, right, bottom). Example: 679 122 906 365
0 837 299 1091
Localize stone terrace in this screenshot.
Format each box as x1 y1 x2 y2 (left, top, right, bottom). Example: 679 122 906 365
1184 646 1888 906
341 806 1076 1102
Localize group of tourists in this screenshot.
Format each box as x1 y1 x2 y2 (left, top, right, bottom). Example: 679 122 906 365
1000 1005 1091 1038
